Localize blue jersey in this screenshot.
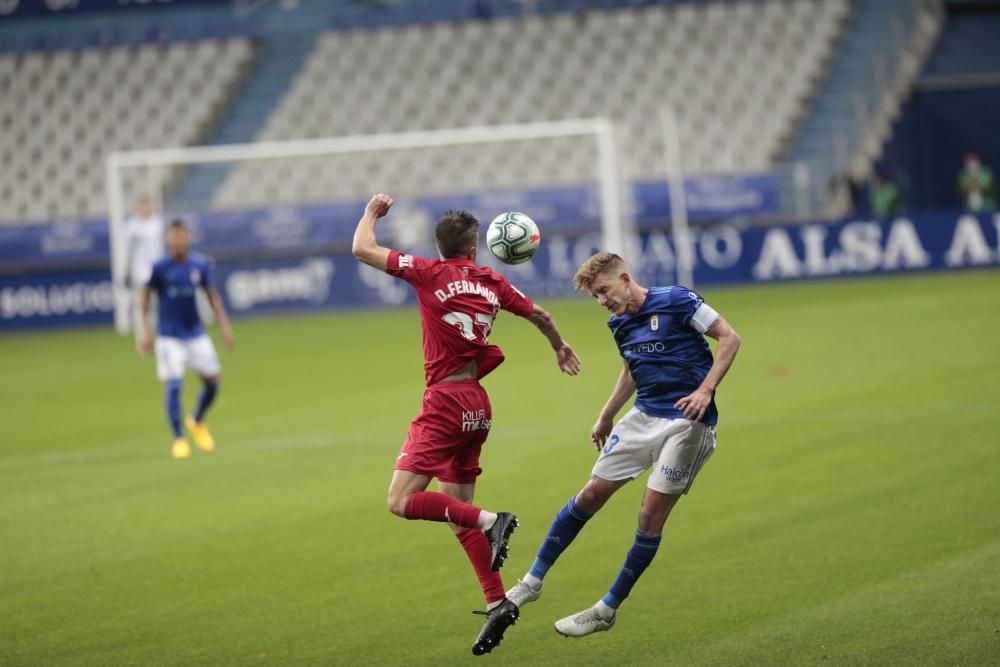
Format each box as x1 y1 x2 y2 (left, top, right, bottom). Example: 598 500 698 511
608 286 718 424
147 253 213 339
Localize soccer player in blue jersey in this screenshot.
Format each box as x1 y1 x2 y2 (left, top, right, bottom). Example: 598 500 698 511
138 220 234 459
505 251 741 637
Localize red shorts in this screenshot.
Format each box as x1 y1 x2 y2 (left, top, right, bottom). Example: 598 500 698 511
395 380 492 484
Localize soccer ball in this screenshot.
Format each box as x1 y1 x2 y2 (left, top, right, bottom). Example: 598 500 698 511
486 212 540 265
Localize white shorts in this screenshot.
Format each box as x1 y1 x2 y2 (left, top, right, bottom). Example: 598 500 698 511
592 407 717 495
155 334 221 382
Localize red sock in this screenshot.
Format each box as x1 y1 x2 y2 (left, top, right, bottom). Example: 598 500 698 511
403 491 482 528
457 528 506 605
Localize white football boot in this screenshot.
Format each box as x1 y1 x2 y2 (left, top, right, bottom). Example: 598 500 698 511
505 579 542 608
553 605 616 637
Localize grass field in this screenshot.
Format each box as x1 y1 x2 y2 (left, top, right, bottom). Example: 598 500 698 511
2 269 999 666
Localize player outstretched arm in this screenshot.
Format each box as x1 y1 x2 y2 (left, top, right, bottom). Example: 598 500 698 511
205 285 235 350
676 315 741 422
590 359 636 450
526 303 581 376
352 193 394 271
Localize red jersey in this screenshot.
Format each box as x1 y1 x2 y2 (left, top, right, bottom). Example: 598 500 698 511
385 249 534 386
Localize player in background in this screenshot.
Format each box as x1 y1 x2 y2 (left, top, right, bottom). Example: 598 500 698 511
505 251 741 637
122 196 165 341
352 194 581 655
138 220 235 460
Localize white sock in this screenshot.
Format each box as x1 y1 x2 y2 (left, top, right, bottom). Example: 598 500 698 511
523 574 542 590
486 598 504 611
595 600 616 620
478 511 497 530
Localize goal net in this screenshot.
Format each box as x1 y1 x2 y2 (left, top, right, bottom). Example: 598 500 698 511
106 119 630 333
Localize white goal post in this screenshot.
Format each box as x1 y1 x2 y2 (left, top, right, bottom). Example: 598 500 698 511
105 118 629 333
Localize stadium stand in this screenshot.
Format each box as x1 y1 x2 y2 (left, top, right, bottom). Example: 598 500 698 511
214 0 850 209
168 33 318 210
0 38 252 222
0 0 944 224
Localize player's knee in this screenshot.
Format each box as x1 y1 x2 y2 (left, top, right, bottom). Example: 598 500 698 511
575 486 605 514
575 487 596 510
386 493 408 518
637 497 676 533
636 507 664 533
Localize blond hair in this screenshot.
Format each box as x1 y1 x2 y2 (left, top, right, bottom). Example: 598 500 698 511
573 251 626 292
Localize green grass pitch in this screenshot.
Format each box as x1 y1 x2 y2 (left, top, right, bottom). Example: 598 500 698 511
2 269 999 666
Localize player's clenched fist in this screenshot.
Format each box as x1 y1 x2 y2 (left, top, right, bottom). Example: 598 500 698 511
366 193 394 218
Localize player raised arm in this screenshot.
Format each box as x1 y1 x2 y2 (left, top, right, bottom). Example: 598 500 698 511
590 358 636 450
352 193 394 271
205 285 235 350
675 315 741 422
526 302 581 376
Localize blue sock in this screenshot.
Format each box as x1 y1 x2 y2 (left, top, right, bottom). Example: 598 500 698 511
528 496 593 581
603 531 662 609
165 380 183 438
194 379 219 423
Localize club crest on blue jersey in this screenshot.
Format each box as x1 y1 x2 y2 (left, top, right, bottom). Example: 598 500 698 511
190 268 201 284
650 314 659 331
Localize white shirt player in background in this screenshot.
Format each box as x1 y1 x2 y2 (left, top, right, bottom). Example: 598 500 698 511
123 196 165 339
505 251 741 638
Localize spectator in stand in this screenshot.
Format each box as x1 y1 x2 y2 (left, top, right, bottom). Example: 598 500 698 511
958 153 996 212
870 171 903 219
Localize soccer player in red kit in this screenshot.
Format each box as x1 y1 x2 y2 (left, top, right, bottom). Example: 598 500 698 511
353 194 581 655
